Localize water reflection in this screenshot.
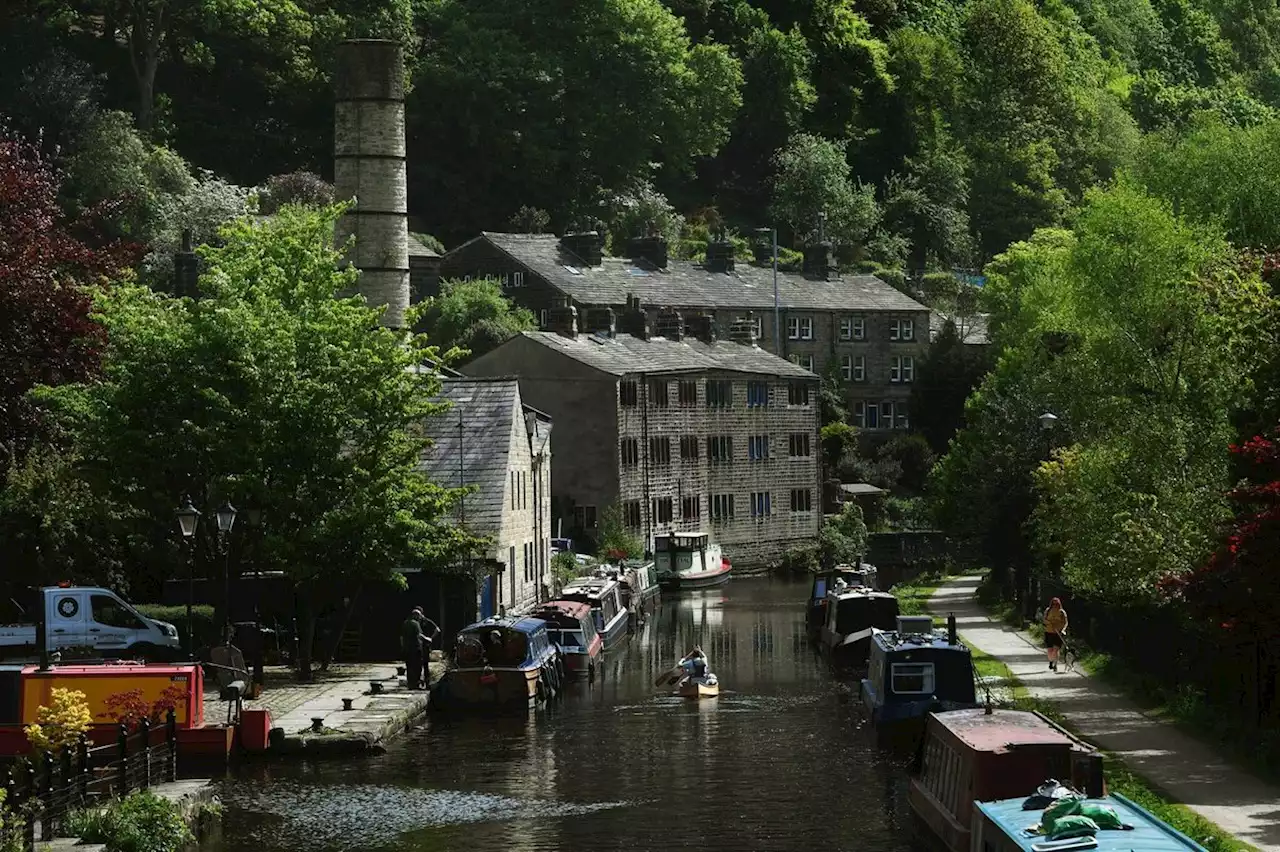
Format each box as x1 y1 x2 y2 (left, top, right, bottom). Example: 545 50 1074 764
215 578 924 852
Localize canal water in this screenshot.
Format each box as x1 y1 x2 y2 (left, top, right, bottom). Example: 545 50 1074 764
214 577 927 852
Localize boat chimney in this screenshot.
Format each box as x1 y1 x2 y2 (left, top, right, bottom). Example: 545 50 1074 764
947 613 958 646
1085 753 1105 797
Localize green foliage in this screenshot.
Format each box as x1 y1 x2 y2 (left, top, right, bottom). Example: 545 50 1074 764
820 422 858 468
65 791 193 852
0 788 23 852
910 320 997 454
134 605 218 651
599 180 686 251
877 434 936 493
259 171 335 215
779 544 821 573
508 207 551 235
550 551 582 590
420 278 537 360
771 133 880 247
597 504 644 560
818 501 869 568
411 233 448 255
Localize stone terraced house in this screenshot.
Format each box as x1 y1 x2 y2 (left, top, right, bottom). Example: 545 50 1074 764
461 306 822 570
437 230 931 431
420 377 552 617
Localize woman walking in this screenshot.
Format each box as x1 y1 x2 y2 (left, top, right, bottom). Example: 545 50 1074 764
1043 597 1068 671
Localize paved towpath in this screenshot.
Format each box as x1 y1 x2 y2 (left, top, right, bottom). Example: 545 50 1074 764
930 574 1280 851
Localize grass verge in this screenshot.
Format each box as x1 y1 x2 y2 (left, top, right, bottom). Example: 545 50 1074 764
890 570 951 621
968 643 1256 852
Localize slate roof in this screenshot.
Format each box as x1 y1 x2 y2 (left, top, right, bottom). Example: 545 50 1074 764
469 232 928 313
514 331 818 378
929 310 992 345
408 234 441 258
419 378 522 535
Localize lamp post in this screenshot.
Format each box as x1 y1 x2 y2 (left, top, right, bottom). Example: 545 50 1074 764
244 505 264 691
754 227 780 354
216 501 237 642
176 496 201 659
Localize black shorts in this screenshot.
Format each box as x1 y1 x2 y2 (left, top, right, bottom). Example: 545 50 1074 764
1045 632 1063 649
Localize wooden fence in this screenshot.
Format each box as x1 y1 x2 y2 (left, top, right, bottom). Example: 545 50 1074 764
2 711 178 851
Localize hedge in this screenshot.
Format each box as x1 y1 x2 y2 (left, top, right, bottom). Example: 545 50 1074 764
134 604 218 651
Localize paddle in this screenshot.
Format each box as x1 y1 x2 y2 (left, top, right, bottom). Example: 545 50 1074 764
654 665 682 687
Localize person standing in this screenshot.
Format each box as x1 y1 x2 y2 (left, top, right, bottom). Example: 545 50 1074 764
417 606 442 687
1043 597 1069 672
401 607 426 689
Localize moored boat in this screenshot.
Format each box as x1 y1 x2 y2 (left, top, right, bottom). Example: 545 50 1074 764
559 577 630 650
438 616 562 710
818 585 900 668
594 559 662 630
806 564 880 638
860 615 979 738
654 532 731 591
910 708 1105 852
973 790 1207 852
531 600 602 682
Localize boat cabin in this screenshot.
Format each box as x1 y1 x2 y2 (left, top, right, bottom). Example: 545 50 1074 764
807 564 880 635
819 587 901 665
973 792 1208 852
532 600 602 679
445 616 561 709
559 577 629 649
861 615 978 728
654 532 731 591
910 709 1105 852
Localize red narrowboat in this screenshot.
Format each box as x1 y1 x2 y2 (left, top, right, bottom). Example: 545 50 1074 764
532 601 602 682
909 708 1105 852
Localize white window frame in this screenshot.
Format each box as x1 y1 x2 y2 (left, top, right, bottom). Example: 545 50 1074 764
902 319 915 341
799 317 813 340
840 355 852 381
839 318 854 341
853 401 866 428
799 354 814 372
853 356 865 383
787 317 801 340
891 662 936 695
753 317 764 339
751 491 772 518
902 356 915 383
883 400 896 428
890 357 903 383
852 316 866 341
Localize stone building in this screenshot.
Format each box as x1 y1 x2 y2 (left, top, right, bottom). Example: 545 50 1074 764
420 377 553 617
439 231 931 430
462 305 822 570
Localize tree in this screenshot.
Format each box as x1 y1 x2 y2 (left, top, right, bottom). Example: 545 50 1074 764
818 501 869 568
420 278 538 361
910 320 996 453
599 180 686 252
34 205 483 678
771 133 880 247
259 171 335 215
597 504 643 560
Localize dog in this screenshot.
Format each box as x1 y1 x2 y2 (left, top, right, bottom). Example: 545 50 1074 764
1059 640 1079 672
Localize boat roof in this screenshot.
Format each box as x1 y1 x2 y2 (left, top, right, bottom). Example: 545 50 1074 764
930 709 1089 754
976 793 1207 852
829 587 896 602
459 615 548 636
535 600 593 621
561 577 618 597
873 628 967 653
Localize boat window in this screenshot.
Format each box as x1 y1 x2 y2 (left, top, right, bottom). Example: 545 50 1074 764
554 630 586 648
814 578 828 598
891 662 935 694
580 618 597 641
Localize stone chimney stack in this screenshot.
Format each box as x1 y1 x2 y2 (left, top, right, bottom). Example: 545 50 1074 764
619 294 650 340
627 234 669 270
685 312 716 344
803 241 838 281
728 313 759 347
334 39 410 328
655 307 684 341
547 299 578 339
560 231 603 267
584 307 617 337
172 228 199 299
705 235 736 273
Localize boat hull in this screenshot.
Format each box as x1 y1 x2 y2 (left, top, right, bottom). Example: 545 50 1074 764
908 777 971 852
600 614 630 651
438 666 547 710
560 648 600 680
819 627 876 668
676 678 719 699
659 565 732 591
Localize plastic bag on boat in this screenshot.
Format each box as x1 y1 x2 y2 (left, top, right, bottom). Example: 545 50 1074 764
1023 781 1078 811
1040 795 1084 833
1076 803 1123 830
1047 816 1099 841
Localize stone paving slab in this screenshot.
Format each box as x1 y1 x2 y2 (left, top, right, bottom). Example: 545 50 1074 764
930 574 1280 851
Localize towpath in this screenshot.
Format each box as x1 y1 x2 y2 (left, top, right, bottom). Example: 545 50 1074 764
930 574 1280 851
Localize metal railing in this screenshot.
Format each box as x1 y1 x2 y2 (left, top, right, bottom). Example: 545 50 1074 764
2 710 178 851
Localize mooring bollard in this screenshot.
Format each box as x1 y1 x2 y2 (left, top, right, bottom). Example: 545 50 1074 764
342 698 354 711
311 717 324 732
369 681 384 694
396 666 406 677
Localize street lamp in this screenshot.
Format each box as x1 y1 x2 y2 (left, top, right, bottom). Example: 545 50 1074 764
244 505 264 692
754 227 780 354
176 496 201 658
216 501 237 641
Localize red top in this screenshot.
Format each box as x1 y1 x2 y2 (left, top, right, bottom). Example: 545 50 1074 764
934 708 1077 754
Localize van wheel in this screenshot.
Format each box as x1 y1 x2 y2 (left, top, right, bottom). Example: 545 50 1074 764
127 643 162 662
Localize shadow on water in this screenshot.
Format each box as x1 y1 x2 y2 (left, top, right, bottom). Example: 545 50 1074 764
214 576 932 852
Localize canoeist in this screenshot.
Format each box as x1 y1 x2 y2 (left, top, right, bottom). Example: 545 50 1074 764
678 647 708 680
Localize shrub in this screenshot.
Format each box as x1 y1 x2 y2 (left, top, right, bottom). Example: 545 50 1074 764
779 545 819 573
258 170 335 214
0 789 25 852
25 688 92 753
65 791 193 852
134 605 216 651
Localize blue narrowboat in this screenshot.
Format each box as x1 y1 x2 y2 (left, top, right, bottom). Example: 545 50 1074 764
806 563 880 638
972 791 1208 852
559 576 630 650
437 616 563 710
860 614 978 732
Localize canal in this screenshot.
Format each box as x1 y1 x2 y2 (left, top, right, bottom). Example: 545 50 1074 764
214 577 926 852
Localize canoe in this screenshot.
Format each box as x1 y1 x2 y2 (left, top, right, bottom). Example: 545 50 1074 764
676 674 720 699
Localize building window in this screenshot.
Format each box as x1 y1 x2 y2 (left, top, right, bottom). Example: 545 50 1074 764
678 381 698 406
841 316 865 341
787 317 814 340
790 489 813 512
841 355 867 382
883 400 897 429
748 435 770 461
788 383 811 407
750 491 772 518
620 380 638 407
620 438 640 466
752 317 764 339
854 401 882 428
890 318 916 341
513 271 525 287
708 436 733 464
680 435 700 460
682 495 701 519
652 497 674 524
623 500 642 529
510 471 516 509
650 380 669 408
509 545 516 576
747 381 769 408
711 494 736 521
540 309 548 328
649 436 671 465
866 402 880 429
789 434 811 457
790 354 815 372
574 505 597 529
891 356 915 383
854 401 865 428
706 380 732 408
896 401 910 430
524 542 531 582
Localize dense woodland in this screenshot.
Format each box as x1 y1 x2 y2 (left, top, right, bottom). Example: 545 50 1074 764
9 0 1280 702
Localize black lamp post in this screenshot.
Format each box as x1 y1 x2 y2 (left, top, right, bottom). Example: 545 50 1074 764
216 501 237 641
244 506 264 690
176 496 201 658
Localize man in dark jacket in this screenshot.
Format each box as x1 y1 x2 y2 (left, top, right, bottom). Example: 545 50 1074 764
417 606 442 687
401 608 426 689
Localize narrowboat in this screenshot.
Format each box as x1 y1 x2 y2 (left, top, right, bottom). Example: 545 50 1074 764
972 791 1208 852
818 586 901 667
654 532 731 591
806 563 880 637
558 577 630 650
860 615 978 734
593 559 662 629
910 709 1105 852
438 617 563 710
532 600 602 682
